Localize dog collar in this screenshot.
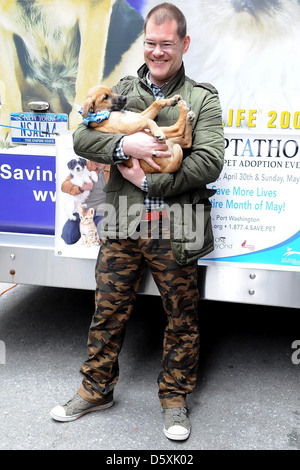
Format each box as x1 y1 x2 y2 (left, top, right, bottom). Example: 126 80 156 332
75 104 111 126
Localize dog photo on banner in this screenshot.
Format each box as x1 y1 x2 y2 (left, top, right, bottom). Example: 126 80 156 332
144 0 300 129
0 0 144 146
1 1 299 138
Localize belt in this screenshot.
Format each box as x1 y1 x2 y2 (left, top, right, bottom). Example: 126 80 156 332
141 209 168 221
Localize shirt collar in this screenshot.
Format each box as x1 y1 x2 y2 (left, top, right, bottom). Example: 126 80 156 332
146 72 167 99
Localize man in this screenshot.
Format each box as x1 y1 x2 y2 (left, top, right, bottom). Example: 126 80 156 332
50 3 224 441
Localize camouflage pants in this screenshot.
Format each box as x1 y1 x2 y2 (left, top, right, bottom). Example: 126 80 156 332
78 223 200 408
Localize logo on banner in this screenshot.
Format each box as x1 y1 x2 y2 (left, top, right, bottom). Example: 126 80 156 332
282 247 300 266
241 240 255 252
214 237 233 250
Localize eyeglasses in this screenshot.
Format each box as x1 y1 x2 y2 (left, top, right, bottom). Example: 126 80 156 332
144 40 178 52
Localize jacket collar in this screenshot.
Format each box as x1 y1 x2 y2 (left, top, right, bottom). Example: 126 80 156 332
137 62 186 96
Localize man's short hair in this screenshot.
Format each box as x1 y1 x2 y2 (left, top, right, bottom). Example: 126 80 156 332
144 2 187 40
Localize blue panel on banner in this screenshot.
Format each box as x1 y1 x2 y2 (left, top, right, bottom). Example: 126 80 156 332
0 153 56 235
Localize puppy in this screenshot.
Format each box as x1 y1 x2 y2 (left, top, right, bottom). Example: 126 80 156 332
80 86 195 174
144 0 300 129
64 157 98 220
80 85 195 173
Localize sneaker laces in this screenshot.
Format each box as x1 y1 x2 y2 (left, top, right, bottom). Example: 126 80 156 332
65 394 82 406
167 407 187 424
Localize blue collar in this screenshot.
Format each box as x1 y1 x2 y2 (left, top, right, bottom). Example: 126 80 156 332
75 104 111 126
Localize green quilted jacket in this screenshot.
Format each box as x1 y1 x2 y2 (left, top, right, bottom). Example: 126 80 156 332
73 63 224 264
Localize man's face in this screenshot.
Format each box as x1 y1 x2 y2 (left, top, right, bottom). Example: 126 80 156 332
144 18 190 87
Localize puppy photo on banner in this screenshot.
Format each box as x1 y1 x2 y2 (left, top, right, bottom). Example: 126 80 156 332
0 0 144 146
1 0 299 142
144 0 300 129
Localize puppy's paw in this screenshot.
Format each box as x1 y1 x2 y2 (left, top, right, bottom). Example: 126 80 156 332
178 99 188 110
90 171 98 182
171 94 182 106
155 131 166 142
187 110 196 122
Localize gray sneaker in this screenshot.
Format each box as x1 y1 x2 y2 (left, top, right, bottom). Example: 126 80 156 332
50 392 113 422
163 407 191 441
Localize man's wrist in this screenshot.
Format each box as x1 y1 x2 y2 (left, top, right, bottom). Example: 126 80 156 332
113 137 130 162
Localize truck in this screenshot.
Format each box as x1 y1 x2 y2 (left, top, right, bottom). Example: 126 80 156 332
1 0 300 308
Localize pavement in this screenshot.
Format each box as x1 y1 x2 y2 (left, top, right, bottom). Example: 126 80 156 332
0 282 299 451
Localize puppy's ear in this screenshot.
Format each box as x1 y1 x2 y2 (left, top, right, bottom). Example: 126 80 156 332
78 157 87 167
82 97 95 118
67 159 75 170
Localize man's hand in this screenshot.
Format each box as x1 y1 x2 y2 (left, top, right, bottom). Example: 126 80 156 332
117 158 146 188
122 132 170 172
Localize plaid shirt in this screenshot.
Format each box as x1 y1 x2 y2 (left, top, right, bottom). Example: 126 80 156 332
114 73 165 210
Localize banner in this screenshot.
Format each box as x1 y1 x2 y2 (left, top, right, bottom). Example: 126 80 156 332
0 1 299 272
198 131 300 270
